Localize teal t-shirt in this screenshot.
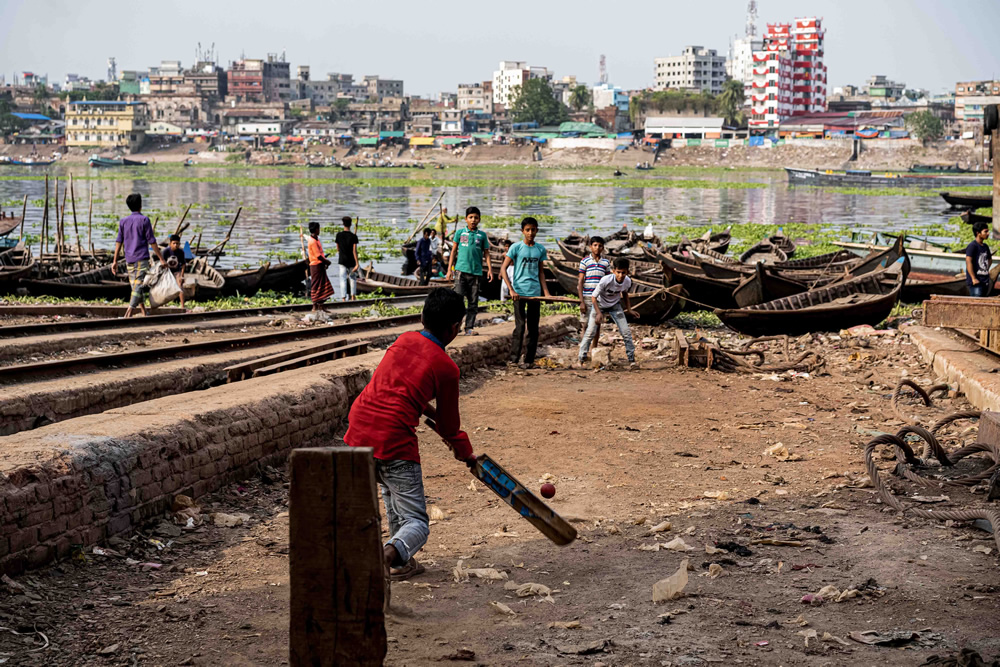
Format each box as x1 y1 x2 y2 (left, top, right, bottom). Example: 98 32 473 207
454 228 489 276
506 241 548 297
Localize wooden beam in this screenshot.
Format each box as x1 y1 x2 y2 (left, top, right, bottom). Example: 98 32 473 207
252 342 369 379
923 296 1000 329
289 447 387 667
674 330 689 367
223 337 349 383
993 127 999 240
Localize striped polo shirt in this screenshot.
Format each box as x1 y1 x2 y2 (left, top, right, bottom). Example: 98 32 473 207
578 255 612 297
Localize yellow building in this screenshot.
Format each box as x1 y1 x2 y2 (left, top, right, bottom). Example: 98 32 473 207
65 101 149 153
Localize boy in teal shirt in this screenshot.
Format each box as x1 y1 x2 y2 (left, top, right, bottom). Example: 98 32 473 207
446 206 493 335
500 217 550 368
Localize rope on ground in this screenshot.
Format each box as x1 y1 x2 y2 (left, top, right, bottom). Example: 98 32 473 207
864 421 1000 554
891 378 950 424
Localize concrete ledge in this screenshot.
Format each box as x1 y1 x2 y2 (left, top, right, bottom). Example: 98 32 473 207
906 325 1000 411
0 315 575 574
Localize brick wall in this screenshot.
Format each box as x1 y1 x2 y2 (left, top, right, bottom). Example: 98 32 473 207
0 316 575 574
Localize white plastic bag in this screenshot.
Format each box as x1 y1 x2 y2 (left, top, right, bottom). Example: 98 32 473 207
147 264 182 308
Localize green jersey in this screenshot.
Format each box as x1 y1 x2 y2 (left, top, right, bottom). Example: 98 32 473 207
453 228 489 276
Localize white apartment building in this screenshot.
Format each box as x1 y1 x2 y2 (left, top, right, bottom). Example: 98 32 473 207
654 46 727 95
458 82 493 114
726 36 763 108
492 61 551 106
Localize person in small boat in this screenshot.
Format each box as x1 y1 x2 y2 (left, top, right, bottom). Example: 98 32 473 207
162 234 188 310
966 221 993 297
416 228 434 286
307 222 334 310
111 193 167 318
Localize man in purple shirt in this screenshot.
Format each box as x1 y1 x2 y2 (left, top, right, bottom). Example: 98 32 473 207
111 194 167 318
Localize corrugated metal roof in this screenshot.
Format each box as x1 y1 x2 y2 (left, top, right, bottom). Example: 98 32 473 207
12 112 50 121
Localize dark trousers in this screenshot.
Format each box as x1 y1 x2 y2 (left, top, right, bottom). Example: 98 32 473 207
417 261 432 286
510 299 541 364
454 271 480 331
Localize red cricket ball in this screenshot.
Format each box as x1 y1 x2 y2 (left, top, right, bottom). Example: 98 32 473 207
540 483 556 499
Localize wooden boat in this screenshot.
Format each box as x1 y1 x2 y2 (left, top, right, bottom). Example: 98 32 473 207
767 233 796 258
19 261 130 299
940 192 993 209
715 258 909 337
786 167 992 188
357 265 452 295
221 264 269 296
663 228 732 256
547 259 684 323
773 250 859 271
257 260 308 293
183 258 226 300
732 263 811 308
89 155 149 167
9 158 55 166
659 259 740 311
960 210 991 225
911 164 967 174
0 216 23 237
834 232 992 276
0 243 35 291
739 241 788 265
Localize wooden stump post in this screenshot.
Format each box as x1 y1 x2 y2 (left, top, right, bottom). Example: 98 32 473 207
289 447 386 667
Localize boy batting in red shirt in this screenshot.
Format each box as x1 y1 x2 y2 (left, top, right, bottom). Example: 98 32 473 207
345 288 476 581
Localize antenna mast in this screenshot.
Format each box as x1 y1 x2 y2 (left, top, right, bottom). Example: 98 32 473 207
746 0 758 37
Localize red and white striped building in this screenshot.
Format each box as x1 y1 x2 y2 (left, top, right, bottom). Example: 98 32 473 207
748 17 827 132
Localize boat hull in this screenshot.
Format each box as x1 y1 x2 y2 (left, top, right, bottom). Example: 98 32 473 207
786 167 991 188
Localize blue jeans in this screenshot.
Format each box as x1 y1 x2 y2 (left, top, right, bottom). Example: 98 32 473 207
375 459 428 566
970 283 989 297
338 264 356 300
578 302 635 363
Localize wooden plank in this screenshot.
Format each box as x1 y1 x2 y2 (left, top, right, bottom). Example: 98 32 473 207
289 447 386 667
252 342 369 378
225 337 348 383
674 330 689 367
923 297 1000 329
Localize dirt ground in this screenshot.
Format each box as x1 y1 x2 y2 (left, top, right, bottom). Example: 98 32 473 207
3 322 1000 666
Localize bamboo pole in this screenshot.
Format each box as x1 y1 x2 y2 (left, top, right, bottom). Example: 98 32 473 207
211 207 242 267
16 195 27 244
70 175 82 258
299 225 310 280
87 183 94 257
172 203 192 236
56 178 65 273
402 191 445 244
41 175 49 258
195 232 202 255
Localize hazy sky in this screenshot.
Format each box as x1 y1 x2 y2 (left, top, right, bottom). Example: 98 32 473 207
2 0 998 97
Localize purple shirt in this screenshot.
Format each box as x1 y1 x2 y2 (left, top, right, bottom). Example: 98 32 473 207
115 212 157 263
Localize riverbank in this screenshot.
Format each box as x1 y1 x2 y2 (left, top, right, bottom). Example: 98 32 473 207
3 141 986 171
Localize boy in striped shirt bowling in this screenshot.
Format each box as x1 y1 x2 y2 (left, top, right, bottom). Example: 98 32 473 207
576 236 610 362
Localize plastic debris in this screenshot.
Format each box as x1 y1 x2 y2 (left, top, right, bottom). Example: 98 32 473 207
822 632 851 646
663 537 694 552
548 620 581 629
764 443 802 462
429 506 447 521
652 559 689 603
211 512 250 527
490 601 516 616
554 639 609 655
646 521 672 534
972 544 993 555
703 490 731 501
797 629 818 647
503 581 553 599
453 560 508 582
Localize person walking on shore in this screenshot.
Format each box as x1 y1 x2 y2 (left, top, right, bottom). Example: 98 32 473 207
307 222 334 309
966 221 993 297
500 217 550 368
335 216 360 300
111 193 166 318
446 206 493 335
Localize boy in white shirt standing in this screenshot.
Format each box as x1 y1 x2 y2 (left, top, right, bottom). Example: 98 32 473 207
578 257 638 369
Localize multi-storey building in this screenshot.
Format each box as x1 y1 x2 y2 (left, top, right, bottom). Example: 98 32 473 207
492 61 551 106
363 75 403 101
726 36 763 108
458 82 494 114
747 17 827 132
184 62 228 100
654 46 727 95
864 75 905 100
956 80 1000 97
227 56 291 103
592 83 629 113
65 100 149 153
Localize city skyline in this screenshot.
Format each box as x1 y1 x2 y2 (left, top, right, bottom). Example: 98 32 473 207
2 0 999 97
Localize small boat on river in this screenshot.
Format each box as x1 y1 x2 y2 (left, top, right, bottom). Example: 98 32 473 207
257 260 308 293
940 192 993 209
786 167 992 188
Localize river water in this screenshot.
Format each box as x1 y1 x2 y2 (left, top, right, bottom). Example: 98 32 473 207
0 165 964 274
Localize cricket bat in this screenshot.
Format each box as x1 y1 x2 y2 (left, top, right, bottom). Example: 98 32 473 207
424 419 577 546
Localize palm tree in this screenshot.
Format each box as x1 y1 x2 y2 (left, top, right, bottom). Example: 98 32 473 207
568 85 592 112
718 79 746 127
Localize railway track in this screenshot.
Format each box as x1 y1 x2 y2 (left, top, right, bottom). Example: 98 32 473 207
0 312 422 384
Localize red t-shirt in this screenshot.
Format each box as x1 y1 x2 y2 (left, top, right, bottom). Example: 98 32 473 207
345 331 473 463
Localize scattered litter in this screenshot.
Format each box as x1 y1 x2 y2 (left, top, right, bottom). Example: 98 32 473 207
911 495 950 504
490 601 516 616
705 545 725 554
211 512 250 528
752 539 805 547
849 629 936 647
797 629 819 647
700 564 724 578
467 480 478 492
503 581 553 600
548 621 581 630
791 614 810 627
663 537 694 552
429 506 447 521
441 648 476 661
637 543 662 552
96 644 119 656
647 521 672 534
715 542 753 557
755 640 769 647
972 545 993 555
703 490 731 501
652 559 689 603
764 443 802 462
822 632 851 646
453 560 507 582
